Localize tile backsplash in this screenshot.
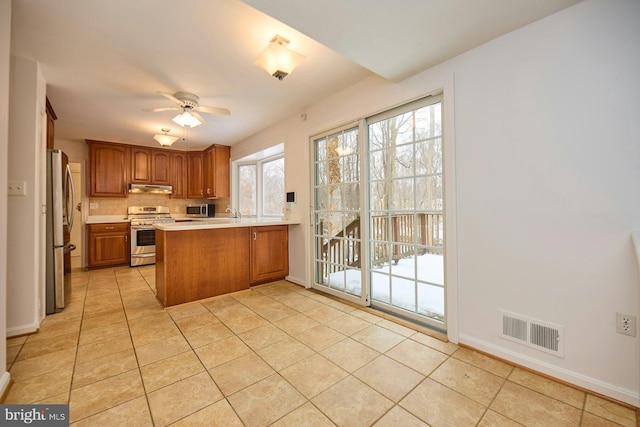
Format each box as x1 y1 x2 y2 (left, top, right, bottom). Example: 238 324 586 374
88 195 231 217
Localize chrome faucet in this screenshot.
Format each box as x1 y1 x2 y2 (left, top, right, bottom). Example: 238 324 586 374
225 206 241 218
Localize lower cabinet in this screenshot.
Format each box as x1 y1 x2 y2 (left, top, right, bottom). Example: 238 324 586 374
88 223 130 268
156 224 289 306
250 225 289 285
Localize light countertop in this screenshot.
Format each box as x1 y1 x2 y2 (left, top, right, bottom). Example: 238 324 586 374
156 217 301 231
86 215 130 224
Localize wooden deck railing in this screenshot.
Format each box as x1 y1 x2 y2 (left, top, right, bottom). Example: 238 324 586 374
319 218 361 276
320 212 443 277
371 212 443 266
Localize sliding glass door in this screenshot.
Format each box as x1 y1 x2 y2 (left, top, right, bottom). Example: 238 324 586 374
367 97 444 328
312 125 367 304
311 96 444 329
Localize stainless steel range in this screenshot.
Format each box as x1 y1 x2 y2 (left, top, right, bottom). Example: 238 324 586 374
128 206 175 267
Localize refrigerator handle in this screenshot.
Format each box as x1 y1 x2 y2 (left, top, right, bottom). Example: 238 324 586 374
66 164 76 233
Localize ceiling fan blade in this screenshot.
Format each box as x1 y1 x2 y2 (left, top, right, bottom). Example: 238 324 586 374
158 91 183 105
143 107 181 113
198 105 231 116
191 111 207 124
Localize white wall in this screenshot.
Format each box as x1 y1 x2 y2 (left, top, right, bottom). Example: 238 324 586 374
7 56 47 336
0 0 13 396
232 0 640 406
452 0 639 405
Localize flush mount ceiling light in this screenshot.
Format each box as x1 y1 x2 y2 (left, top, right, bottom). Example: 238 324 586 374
172 109 202 128
255 35 306 80
153 128 179 147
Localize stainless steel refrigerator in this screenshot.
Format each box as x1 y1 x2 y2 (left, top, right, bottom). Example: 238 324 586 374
46 149 76 314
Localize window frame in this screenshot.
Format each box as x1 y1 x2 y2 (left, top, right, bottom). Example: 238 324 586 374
234 152 285 218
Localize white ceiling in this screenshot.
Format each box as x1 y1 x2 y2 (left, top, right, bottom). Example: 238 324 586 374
10 0 580 150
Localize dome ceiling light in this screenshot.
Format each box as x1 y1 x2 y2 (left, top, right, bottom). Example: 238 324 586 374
153 128 179 147
255 35 306 80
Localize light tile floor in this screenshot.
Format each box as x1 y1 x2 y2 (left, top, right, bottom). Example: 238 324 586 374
4 266 638 426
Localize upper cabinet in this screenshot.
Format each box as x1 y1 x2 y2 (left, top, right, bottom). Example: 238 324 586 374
130 147 152 184
187 152 204 199
87 140 230 199
204 145 230 198
130 147 172 185
152 150 172 186
88 140 129 197
170 152 187 199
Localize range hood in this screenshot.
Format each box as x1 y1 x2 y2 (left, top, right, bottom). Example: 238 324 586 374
129 184 173 195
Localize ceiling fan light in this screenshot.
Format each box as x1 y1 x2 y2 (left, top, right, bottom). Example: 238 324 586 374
173 110 201 127
255 35 305 80
153 128 179 147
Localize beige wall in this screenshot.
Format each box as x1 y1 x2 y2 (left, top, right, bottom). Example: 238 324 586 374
232 0 640 406
89 195 230 217
0 0 12 396
7 56 47 336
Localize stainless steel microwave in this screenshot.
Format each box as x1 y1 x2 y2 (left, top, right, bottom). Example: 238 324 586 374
186 204 216 218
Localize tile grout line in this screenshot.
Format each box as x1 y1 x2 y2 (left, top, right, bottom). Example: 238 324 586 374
236 289 352 426
68 268 143 424
226 287 430 426
116 267 158 427
160 295 250 426
66 268 92 408
5 271 637 426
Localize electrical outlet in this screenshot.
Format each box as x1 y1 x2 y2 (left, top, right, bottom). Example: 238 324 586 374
8 180 27 196
616 313 637 336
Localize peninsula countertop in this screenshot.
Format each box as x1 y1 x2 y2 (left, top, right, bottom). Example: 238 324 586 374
155 216 301 231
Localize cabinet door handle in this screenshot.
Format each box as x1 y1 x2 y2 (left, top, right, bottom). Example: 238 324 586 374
105 226 114 230
125 235 128 242
253 232 257 241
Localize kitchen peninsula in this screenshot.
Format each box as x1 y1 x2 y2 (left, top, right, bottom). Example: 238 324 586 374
155 218 300 306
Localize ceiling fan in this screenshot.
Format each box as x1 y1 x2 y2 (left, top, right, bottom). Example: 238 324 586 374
145 91 230 127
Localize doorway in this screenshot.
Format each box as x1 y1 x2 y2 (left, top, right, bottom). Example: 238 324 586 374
311 125 367 306
69 162 82 269
311 95 445 331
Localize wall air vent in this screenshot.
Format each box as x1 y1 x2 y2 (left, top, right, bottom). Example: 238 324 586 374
499 310 564 358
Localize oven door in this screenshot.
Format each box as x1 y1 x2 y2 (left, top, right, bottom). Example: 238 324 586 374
131 225 156 266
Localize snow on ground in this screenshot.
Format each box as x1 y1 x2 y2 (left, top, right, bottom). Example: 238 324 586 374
325 253 444 320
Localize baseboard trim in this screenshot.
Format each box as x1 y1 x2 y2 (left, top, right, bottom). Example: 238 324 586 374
7 323 38 338
284 275 307 288
0 372 11 403
459 334 640 408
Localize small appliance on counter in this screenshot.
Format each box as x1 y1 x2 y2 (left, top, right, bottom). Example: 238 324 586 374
45 149 76 314
186 203 216 218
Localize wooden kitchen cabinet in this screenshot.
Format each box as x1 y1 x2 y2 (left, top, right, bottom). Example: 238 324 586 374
87 223 130 268
170 152 188 199
250 225 289 285
187 152 204 198
156 227 251 306
88 139 230 199
131 147 173 185
152 150 172 185
88 140 129 197
130 147 152 184
203 145 230 198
